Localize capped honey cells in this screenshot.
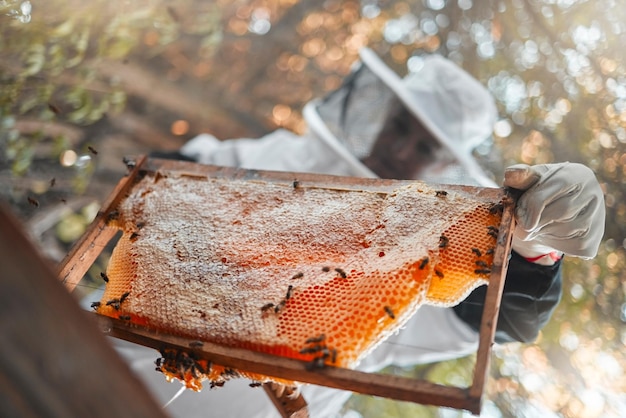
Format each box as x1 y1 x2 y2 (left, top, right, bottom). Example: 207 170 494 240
96 172 505 390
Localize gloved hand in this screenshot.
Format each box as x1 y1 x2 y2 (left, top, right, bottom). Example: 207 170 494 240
503 162 605 262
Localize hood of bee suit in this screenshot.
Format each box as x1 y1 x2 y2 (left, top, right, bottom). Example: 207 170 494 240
304 47 498 187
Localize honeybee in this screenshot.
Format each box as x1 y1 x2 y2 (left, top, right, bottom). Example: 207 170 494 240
435 190 448 197
439 235 449 249
27 196 39 207
261 303 275 312
119 291 130 303
87 146 98 155
489 202 504 215
50 177 56 188
471 248 482 257
189 341 204 349
306 356 326 370
305 334 326 344
48 103 61 114
293 179 300 189
475 260 488 267
299 345 323 355
334 268 347 279
291 272 304 280
249 382 262 388
194 361 208 375
475 268 492 275
485 248 495 255
419 257 429 269
107 210 120 221
487 230 498 239
434 268 444 279
274 300 286 313
322 266 330 272
222 368 239 378
122 157 136 170
100 272 109 283
130 232 140 241
90 301 101 310
285 285 294 300
384 306 395 319
119 315 131 321
106 298 121 310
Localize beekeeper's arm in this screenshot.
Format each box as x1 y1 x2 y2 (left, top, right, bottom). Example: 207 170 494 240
455 162 605 343
178 131 373 178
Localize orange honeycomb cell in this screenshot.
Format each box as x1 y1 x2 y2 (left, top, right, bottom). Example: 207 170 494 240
97 173 504 390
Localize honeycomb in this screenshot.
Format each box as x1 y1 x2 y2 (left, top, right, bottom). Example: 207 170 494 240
96 171 503 390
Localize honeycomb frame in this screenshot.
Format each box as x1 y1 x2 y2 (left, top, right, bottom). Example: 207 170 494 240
59 156 516 416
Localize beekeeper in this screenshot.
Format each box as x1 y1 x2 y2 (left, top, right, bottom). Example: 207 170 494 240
120 48 605 417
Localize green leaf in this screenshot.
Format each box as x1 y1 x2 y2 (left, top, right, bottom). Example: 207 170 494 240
23 43 46 76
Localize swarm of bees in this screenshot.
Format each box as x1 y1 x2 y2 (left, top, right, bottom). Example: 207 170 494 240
155 348 211 389
466 223 499 277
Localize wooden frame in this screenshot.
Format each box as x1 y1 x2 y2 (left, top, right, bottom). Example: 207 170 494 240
58 157 515 416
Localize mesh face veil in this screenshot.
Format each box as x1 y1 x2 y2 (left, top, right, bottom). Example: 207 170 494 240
315 64 396 161
305 48 498 187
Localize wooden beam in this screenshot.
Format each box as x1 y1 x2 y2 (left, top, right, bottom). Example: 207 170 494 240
0 203 166 418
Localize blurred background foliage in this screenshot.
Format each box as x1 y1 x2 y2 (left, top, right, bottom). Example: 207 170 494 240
1 0 624 416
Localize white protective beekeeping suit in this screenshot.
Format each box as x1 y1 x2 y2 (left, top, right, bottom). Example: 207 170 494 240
107 48 501 418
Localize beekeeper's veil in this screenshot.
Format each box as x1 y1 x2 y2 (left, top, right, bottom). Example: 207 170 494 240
304 48 498 187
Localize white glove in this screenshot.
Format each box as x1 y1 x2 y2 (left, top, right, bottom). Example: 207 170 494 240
504 163 605 262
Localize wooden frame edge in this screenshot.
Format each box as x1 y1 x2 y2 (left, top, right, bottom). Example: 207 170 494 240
57 155 147 291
